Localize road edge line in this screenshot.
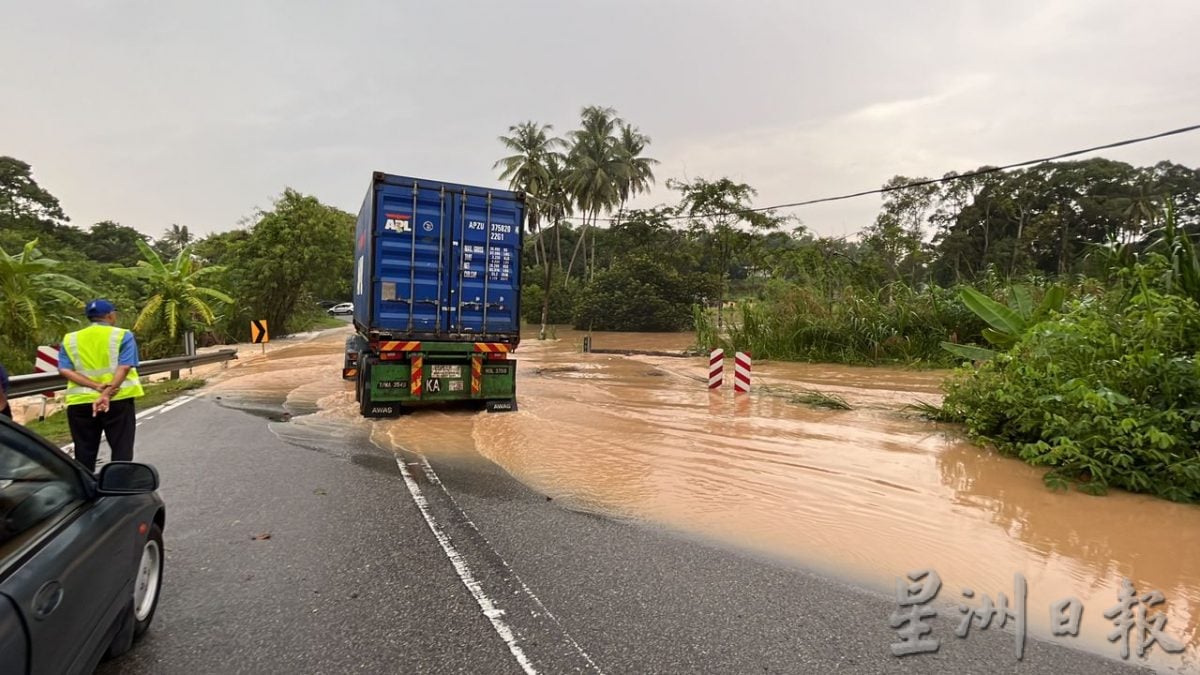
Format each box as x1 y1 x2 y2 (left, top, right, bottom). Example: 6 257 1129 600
394 456 539 675
137 393 197 420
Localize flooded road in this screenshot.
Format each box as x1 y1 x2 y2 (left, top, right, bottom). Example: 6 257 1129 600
206 327 1200 673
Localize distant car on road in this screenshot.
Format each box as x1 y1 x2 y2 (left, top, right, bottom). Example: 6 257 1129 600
0 418 165 674
328 302 354 316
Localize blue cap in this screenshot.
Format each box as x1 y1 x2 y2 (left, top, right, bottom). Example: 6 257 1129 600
85 299 115 318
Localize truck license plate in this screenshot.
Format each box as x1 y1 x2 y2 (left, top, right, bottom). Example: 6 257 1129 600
378 380 408 389
430 365 462 379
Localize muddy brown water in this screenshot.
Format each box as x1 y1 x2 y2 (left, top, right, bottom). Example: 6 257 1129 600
205 327 1200 673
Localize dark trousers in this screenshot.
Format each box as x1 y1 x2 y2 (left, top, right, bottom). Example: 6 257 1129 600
0 404 10 419
67 398 136 472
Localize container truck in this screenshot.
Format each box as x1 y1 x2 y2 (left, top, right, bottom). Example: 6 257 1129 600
344 172 524 417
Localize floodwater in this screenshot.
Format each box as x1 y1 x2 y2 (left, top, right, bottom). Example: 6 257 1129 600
205 327 1200 673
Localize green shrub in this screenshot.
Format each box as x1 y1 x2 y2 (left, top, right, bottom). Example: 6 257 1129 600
573 255 698 331
942 278 1200 502
521 266 576 325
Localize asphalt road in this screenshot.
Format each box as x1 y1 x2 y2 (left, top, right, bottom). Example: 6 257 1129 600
95 394 1153 675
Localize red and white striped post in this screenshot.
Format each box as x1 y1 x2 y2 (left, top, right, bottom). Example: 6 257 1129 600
733 351 752 394
35 346 58 396
708 348 724 389
35 345 58 420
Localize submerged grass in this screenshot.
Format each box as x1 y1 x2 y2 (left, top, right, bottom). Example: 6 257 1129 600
905 399 953 421
790 390 852 410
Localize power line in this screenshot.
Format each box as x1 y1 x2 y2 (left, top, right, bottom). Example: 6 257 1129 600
523 122 1200 225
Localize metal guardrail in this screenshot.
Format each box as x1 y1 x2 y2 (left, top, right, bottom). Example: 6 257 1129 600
7 349 239 399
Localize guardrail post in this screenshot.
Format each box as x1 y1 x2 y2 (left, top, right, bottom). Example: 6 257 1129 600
172 331 197 380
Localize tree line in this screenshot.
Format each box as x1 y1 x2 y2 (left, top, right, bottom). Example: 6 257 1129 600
498 107 1200 349
1 156 353 374
5 110 1199 371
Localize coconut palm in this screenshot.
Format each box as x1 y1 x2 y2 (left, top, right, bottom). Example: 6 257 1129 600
542 153 574 270
494 121 565 266
111 239 233 344
0 239 93 348
565 106 624 282
613 122 659 224
154 223 193 259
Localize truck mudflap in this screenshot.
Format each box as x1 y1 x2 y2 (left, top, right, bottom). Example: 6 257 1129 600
485 399 518 413
362 402 402 418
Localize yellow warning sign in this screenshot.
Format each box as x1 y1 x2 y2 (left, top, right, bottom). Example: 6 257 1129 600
251 319 269 344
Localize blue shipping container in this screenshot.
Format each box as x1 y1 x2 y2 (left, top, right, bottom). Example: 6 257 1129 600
352 172 524 343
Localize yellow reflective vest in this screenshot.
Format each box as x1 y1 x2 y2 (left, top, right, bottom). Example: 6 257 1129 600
62 324 145 406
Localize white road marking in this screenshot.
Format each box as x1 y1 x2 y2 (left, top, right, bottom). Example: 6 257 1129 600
138 394 196 419
416 456 604 674
394 456 539 675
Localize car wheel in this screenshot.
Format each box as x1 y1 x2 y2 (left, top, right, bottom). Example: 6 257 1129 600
104 522 164 659
133 523 164 639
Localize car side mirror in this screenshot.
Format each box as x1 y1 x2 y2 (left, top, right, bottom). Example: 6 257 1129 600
97 462 160 495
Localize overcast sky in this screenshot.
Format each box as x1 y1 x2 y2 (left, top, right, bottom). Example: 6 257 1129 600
4 0 1199 240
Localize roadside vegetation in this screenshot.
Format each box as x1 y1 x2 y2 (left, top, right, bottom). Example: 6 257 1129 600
1 156 354 373
940 209 1200 502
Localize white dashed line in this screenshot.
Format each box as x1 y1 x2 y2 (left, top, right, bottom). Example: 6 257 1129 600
395 456 540 675
415 456 604 674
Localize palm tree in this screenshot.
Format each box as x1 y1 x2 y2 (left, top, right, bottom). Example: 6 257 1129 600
111 239 233 347
156 223 193 259
565 106 624 282
1114 182 1160 245
542 153 574 270
494 122 565 267
613 122 659 225
0 239 93 349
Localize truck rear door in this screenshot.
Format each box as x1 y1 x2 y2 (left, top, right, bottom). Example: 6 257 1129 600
373 183 452 334
445 190 521 337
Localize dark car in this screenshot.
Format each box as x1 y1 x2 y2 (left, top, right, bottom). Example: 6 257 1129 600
0 417 165 674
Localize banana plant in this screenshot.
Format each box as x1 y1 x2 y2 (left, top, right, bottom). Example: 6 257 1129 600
940 283 1064 361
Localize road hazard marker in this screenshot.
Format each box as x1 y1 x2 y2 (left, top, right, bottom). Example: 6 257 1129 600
708 348 724 389
35 345 58 399
250 319 269 344
734 351 752 394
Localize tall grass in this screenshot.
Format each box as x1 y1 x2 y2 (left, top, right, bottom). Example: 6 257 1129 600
705 281 987 366
692 304 719 353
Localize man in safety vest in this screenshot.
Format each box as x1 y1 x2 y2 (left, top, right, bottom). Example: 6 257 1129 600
58 299 145 472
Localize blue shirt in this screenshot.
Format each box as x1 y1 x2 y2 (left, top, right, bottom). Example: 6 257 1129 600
57 324 140 370
0 363 9 394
